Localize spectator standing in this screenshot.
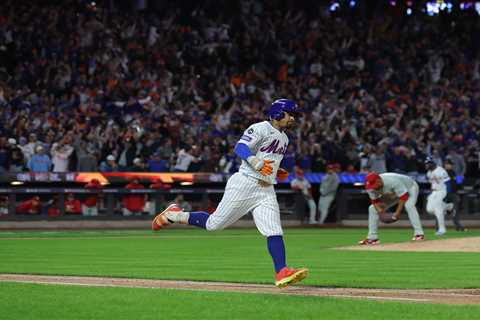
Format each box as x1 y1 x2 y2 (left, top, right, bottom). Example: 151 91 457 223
367 147 387 174
446 149 466 177
129 157 147 172
51 140 74 172
174 146 196 172
99 155 120 172
7 138 25 172
27 145 51 173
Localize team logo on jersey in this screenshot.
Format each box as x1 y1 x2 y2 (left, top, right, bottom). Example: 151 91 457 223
260 139 287 155
247 128 254 134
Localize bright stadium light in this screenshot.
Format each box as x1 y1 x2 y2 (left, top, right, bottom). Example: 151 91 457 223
329 2 340 11
476 2 480 14
349 0 356 8
407 8 412 15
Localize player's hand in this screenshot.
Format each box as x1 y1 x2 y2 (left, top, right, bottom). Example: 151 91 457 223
276 168 289 181
259 160 274 176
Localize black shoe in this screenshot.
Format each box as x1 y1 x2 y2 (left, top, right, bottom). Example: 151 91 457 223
456 227 466 232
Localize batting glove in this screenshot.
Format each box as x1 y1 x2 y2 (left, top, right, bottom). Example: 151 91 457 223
276 168 289 181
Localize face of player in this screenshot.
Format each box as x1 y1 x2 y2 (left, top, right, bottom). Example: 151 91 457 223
372 179 383 190
277 112 295 129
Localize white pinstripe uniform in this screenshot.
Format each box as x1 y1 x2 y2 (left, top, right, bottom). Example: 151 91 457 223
206 121 288 236
426 166 452 234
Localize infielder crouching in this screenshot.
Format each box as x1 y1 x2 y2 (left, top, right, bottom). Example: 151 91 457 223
359 172 425 245
152 99 308 288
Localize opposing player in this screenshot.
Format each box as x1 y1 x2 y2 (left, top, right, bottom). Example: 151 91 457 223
152 99 308 288
290 167 317 224
358 172 425 245
318 164 339 224
425 157 454 236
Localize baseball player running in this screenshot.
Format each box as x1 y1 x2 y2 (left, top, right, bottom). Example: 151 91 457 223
152 99 308 288
425 157 454 236
358 172 425 245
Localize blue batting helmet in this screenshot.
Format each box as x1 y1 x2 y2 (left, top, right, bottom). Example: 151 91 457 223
424 156 435 165
267 99 300 120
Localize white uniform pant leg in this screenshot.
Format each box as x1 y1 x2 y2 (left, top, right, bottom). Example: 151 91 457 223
251 186 283 237
307 198 317 223
206 173 256 231
426 190 447 233
405 183 424 236
367 205 380 240
318 194 334 224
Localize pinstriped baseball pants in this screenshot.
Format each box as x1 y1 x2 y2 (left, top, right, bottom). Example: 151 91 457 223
206 172 283 237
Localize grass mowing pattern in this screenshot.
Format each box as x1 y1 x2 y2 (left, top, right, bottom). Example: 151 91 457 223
0 228 479 289
1 282 480 320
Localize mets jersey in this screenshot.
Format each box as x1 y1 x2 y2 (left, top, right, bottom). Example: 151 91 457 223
367 173 415 203
427 166 450 191
238 121 288 184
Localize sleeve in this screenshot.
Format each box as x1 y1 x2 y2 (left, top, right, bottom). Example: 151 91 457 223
238 124 263 151
440 168 450 182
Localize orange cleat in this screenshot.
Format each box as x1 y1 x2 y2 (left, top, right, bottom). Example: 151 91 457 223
275 267 309 288
151 204 183 231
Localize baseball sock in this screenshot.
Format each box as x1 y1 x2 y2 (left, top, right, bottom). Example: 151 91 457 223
267 235 286 273
188 211 209 228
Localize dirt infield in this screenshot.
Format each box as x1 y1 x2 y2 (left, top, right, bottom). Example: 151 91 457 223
338 236 480 252
1 274 480 305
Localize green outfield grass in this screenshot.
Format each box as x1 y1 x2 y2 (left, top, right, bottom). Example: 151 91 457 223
1 228 480 319
1 281 479 320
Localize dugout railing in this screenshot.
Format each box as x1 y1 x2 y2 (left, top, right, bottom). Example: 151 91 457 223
0 186 479 223
0 187 303 220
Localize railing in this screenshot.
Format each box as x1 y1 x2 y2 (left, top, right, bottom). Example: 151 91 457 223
1 186 478 222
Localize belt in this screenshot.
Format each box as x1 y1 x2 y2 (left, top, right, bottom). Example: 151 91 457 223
241 173 272 187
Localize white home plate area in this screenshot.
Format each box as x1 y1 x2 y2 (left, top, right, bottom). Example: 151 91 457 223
1 273 480 305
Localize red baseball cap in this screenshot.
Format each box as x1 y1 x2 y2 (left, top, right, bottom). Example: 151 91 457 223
326 164 335 171
365 172 381 190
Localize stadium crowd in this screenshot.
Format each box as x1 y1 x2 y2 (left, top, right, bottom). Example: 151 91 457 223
0 0 479 178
